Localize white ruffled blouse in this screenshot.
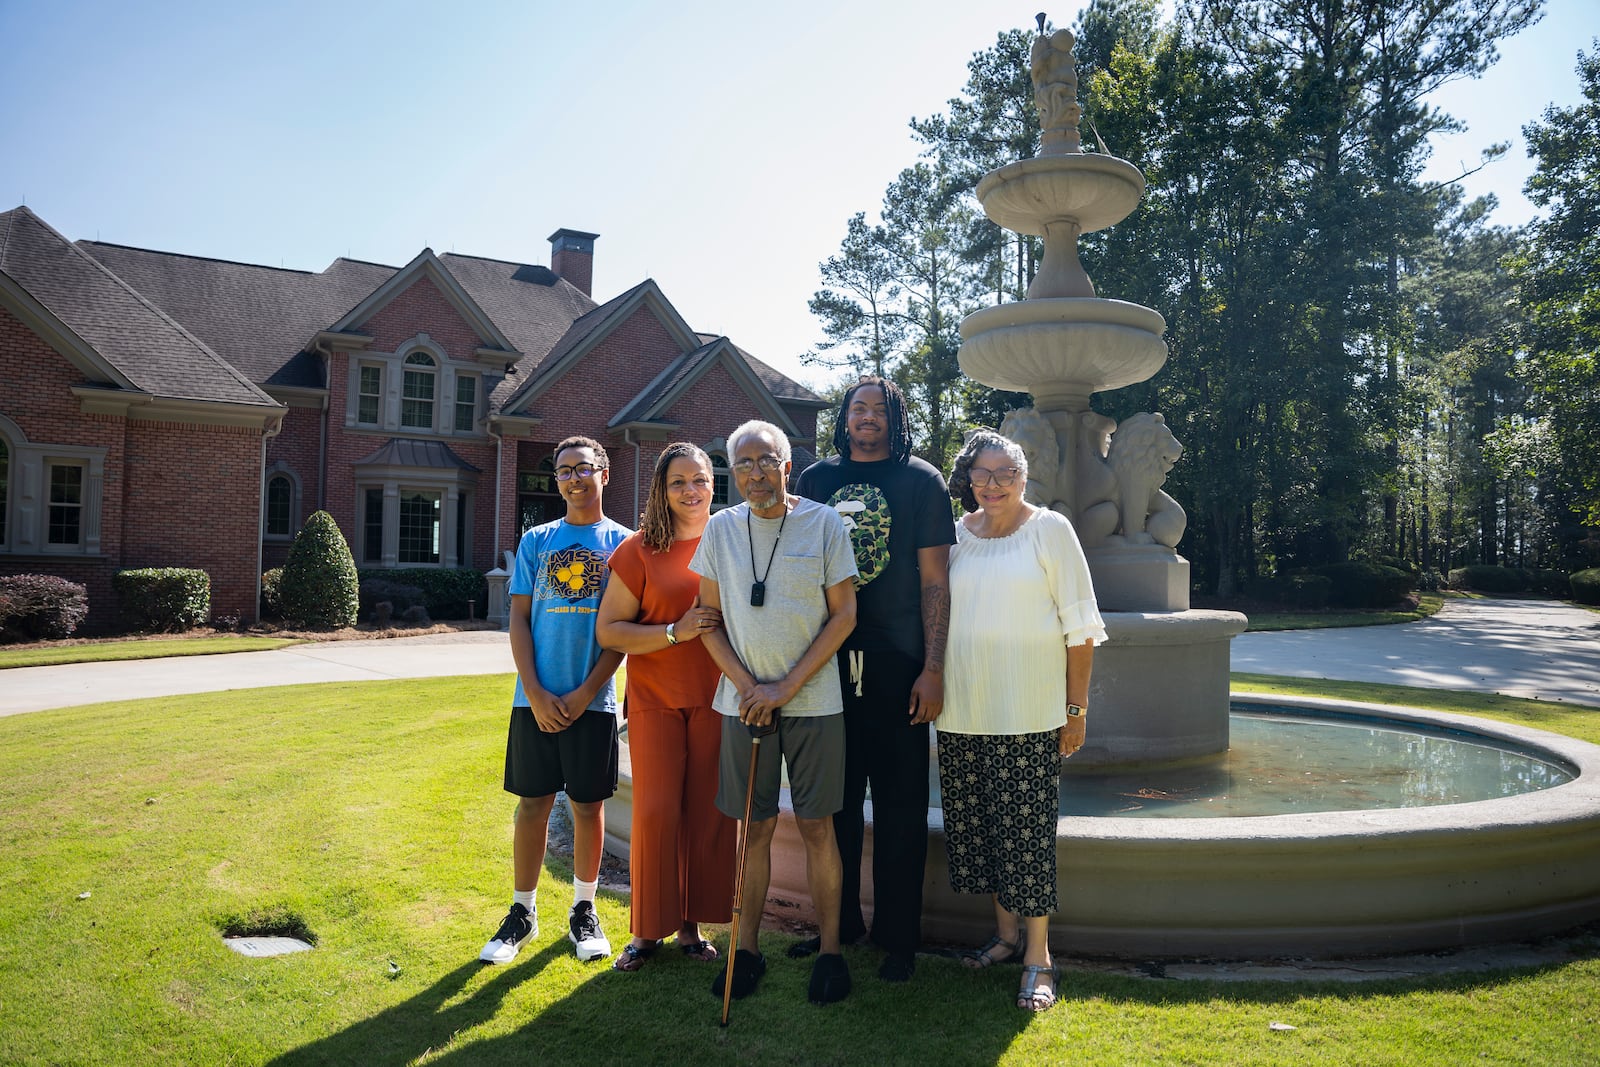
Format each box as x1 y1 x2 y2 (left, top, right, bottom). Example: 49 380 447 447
940 507 1107 736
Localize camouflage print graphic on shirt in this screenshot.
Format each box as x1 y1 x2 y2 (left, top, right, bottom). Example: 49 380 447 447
827 484 891 588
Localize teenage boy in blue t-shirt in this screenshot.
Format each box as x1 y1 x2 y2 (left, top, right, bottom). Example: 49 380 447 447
480 436 630 965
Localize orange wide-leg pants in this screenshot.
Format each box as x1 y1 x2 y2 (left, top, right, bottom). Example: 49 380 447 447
627 704 737 939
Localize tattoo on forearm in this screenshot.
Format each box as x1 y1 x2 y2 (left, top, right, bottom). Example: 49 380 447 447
921 582 949 671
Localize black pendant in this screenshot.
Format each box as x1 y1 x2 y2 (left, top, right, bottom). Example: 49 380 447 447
750 581 766 607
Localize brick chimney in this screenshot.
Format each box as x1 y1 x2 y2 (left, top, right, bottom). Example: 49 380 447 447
548 228 599 296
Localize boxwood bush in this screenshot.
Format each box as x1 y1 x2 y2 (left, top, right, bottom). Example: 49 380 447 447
0 574 90 641
260 567 284 618
278 511 359 628
1448 564 1526 593
1572 568 1600 606
356 568 485 620
113 568 211 631
1311 562 1414 608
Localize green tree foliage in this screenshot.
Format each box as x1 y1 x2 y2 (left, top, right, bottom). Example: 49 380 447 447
278 510 359 628
1509 42 1600 527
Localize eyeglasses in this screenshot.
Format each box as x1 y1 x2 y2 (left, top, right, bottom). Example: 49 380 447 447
731 455 785 475
967 466 1021 487
555 464 606 482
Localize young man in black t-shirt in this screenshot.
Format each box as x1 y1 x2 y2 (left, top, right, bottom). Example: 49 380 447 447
793 377 955 982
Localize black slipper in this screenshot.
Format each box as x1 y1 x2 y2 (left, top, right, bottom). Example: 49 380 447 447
879 950 916 982
808 952 851 1004
710 949 766 1000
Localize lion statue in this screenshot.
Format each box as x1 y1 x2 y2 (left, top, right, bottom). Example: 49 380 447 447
999 407 1064 511
1073 410 1120 548
1105 412 1186 548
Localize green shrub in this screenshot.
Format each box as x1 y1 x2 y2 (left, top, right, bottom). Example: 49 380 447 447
356 568 485 619
1531 569 1571 597
113 568 211 632
1448 564 1526 593
260 568 284 618
278 511 359 628
1311 562 1414 608
358 577 427 620
1572 568 1600 606
0 574 89 641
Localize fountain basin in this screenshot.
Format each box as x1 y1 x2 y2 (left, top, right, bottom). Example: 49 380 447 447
957 299 1168 400
976 153 1147 235
605 695 1600 959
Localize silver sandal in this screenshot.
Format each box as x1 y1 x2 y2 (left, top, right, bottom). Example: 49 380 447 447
1017 963 1058 1012
960 932 1024 969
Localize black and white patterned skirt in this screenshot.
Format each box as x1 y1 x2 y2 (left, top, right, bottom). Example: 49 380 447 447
936 729 1059 917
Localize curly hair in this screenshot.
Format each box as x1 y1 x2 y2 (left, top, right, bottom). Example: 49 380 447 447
832 375 914 463
638 442 712 553
553 435 610 468
948 429 1029 514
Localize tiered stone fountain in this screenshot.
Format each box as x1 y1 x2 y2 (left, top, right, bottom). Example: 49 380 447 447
608 22 1600 960
959 25 1246 765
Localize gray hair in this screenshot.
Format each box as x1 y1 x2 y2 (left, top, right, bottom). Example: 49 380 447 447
727 419 791 464
948 429 1029 513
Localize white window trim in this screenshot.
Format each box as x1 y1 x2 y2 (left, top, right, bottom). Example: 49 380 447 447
0 416 105 557
704 439 738 512
342 334 485 440
263 464 302 541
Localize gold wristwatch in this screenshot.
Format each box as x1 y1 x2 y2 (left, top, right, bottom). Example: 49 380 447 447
1066 703 1085 718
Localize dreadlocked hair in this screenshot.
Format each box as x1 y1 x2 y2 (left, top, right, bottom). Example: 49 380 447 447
638 442 713 553
832 374 914 463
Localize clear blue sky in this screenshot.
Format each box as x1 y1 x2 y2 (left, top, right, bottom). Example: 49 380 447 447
1 0 1592 393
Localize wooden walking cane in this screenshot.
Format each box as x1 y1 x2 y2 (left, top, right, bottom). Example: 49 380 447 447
720 718 773 1027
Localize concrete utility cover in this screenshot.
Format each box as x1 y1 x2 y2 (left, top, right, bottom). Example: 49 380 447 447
224 936 313 957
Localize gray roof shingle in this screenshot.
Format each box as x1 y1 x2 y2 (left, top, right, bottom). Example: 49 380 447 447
0 207 276 406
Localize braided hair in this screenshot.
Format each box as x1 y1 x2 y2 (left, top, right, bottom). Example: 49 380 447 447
832 374 914 464
638 442 713 553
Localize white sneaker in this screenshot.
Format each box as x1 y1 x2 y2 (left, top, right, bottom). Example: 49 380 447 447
480 903 535 964
568 901 610 962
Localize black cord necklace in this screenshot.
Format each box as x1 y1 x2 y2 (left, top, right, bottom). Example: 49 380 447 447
746 499 789 606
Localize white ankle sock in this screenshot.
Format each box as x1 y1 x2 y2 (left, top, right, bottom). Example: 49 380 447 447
513 889 535 913
572 877 597 906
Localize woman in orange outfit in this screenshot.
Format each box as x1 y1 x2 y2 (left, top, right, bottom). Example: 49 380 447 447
597 442 736 970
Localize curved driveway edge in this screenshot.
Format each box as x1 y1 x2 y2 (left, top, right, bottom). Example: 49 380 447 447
1232 596 1600 707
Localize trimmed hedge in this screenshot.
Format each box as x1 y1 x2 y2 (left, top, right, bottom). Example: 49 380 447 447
1531 569 1571 597
1572 568 1600 606
358 577 427 623
0 574 89 641
113 568 211 632
1448 565 1526 593
356 568 485 620
278 511 359 628
1311 562 1414 609
1243 573 1332 609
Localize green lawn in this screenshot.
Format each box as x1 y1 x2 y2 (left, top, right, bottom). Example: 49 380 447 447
2 673 1597 1066
0 634 301 669
1242 593 1445 631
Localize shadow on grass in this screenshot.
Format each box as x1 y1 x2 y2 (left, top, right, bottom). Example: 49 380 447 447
263 922 1600 1067
266 940 570 1067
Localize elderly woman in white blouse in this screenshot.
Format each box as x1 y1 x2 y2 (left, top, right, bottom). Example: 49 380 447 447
939 429 1105 1013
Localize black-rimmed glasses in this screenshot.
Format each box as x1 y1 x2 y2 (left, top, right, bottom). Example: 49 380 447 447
555 464 606 482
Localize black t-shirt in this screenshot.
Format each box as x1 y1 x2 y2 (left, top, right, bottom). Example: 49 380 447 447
796 454 956 661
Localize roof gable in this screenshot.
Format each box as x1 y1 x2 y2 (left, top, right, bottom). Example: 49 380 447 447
610 336 802 437
0 207 276 408
328 249 518 356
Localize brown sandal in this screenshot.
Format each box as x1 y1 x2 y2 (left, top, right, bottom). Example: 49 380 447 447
961 932 1024 969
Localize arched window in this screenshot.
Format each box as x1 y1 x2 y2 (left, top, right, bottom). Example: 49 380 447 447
265 474 293 537
707 452 732 510
401 351 437 429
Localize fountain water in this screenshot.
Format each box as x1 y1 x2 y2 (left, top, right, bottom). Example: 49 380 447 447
608 21 1600 960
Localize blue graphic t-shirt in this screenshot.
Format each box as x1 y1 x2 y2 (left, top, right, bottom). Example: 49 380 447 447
509 516 630 712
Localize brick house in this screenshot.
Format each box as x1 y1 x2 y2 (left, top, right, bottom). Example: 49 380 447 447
0 207 825 627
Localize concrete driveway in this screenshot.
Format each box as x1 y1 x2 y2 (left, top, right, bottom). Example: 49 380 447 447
1232 596 1600 706
0 629 514 717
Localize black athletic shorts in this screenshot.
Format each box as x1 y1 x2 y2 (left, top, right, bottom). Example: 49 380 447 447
503 706 619 803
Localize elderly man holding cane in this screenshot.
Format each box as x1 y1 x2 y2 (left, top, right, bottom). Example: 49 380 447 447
690 419 858 1007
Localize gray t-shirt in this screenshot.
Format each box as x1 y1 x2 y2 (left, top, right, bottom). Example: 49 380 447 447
690 497 858 718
